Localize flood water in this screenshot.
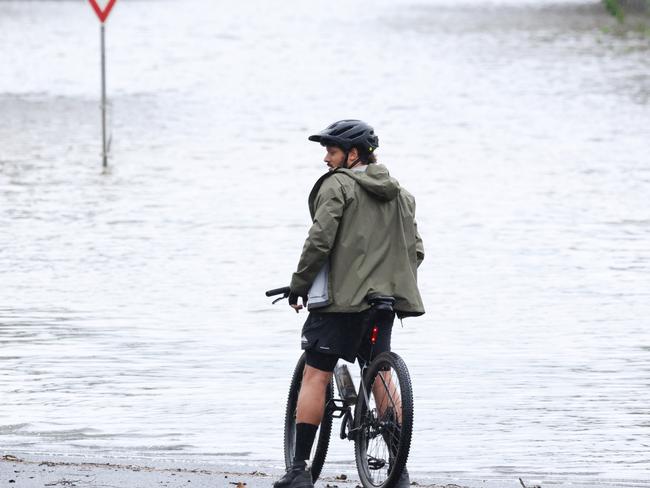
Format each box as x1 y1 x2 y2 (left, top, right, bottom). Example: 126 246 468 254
1 0 649 486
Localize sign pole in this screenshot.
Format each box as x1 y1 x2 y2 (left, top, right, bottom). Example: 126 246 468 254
88 0 117 169
100 22 107 168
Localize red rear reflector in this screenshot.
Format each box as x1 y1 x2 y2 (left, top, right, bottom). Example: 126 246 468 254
370 326 379 345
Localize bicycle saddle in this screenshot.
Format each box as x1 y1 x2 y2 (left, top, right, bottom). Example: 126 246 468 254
367 296 396 312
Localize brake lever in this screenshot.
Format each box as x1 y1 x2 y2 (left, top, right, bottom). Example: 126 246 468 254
272 293 289 305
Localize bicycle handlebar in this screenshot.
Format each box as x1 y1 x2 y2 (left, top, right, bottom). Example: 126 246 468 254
265 286 291 297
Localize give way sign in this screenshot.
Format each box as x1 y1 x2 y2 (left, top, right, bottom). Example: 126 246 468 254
88 0 117 23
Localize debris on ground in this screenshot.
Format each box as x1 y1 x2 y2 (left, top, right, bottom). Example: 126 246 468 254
519 478 542 488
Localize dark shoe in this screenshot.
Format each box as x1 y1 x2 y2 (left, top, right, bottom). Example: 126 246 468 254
395 467 410 488
273 463 313 488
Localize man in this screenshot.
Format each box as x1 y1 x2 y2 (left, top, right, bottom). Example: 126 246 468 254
274 119 424 488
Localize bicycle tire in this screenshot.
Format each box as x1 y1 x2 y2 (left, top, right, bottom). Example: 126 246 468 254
283 352 334 481
354 352 414 488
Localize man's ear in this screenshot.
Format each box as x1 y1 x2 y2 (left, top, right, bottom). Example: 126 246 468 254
348 147 359 161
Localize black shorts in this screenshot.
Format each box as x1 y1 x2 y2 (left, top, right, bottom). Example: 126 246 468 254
301 309 394 371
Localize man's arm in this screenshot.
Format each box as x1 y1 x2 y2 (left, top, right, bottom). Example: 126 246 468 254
290 180 346 296
407 190 424 268
415 220 424 268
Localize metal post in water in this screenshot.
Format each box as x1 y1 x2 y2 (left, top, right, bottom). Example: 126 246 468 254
100 23 107 168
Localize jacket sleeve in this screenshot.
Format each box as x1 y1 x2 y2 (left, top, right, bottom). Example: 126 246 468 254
408 191 424 268
415 220 424 268
290 180 346 295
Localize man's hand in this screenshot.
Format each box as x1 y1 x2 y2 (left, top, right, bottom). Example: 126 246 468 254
288 291 308 313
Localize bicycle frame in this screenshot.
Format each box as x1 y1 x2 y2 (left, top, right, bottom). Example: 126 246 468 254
326 324 380 442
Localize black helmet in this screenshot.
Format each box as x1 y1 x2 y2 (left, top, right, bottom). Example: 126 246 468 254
308 119 379 153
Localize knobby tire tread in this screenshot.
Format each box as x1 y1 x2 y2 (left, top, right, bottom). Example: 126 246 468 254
353 352 414 488
283 352 333 482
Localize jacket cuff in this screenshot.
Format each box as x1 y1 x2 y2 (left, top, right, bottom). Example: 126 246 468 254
289 274 310 296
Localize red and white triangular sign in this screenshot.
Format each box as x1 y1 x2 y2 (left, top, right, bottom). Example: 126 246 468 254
88 0 117 23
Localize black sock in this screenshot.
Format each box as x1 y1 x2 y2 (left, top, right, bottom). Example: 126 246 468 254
293 423 318 465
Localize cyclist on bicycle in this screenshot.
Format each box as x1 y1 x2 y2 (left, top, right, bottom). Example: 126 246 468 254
274 119 425 488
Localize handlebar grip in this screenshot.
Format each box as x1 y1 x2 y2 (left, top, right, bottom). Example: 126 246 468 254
265 286 291 297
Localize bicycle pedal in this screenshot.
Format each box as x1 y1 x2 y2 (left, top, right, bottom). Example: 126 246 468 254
325 398 348 418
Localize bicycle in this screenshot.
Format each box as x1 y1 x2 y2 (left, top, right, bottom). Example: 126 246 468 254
266 286 414 488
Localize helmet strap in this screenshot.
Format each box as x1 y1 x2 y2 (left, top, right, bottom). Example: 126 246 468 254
343 149 361 170
348 157 361 169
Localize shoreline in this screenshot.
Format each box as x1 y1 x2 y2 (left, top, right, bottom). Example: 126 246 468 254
2 453 645 488
0 453 482 488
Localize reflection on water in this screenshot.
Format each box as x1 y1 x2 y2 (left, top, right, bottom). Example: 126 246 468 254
1 0 649 486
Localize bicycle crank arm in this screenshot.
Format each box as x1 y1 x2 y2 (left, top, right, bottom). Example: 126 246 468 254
339 409 355 440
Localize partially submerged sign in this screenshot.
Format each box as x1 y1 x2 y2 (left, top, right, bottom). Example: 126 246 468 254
88 0 117 23
88 0 118 168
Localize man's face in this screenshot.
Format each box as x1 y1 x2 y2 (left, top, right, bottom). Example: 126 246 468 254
324 145 347 171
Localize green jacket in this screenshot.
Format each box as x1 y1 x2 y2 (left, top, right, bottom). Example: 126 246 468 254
290 164 425 317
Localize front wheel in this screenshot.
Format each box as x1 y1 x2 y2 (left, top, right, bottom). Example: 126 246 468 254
354 352 414 488
283 352 334 481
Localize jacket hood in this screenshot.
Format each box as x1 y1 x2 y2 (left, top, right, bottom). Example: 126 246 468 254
338 164 400 201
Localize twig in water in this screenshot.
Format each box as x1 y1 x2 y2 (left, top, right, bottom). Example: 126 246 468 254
44 479 82 487
519 477 541 488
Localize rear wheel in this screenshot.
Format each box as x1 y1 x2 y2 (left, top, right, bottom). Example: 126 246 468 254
283 353 334 481
354 352 414 488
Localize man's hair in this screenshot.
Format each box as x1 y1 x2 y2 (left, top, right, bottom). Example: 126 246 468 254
356 147 378 164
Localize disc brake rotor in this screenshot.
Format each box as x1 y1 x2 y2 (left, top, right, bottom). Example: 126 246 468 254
367 456 387 470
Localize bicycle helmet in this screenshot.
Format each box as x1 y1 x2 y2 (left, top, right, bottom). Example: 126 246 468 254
308 119 379 153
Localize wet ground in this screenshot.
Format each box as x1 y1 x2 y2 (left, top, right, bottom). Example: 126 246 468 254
0 454 560 488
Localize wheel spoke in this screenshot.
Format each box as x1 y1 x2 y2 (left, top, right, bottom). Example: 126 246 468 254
356 355 411 488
